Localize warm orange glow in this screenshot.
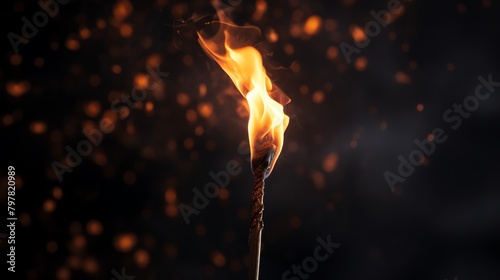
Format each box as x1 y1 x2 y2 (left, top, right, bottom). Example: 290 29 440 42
65 38 80 51
10 54 22 66
79 28 91 39
31 121 47 134
53 187 63 199
83 258 99 274
199 83 207 97
57 267 71 280
184 138 194 150
145 101 154 112
355 57 368 71
119 24 133 38
395 71 411 84
197 103 213 118
304 15 322 36
113 0 133 21
351 26 366 42
165 188 177 203
186 109 197 123
147 54 161 68
194 126 204 136
312 90 325 104
114 233 136 252
135 74 149 88
197 1 290 174
266 28 279 43
166 205 178 217
310 170 325 190
323 152 339 172
326 46 338 60
253 0 267 21
86 220 103 235
6 81 30 97
177 92 190 106
219 188 230 200
84 101 101 118
96 19 106 29
211 251 226 267
284 44 295 55
134 249 150 268
43 199 56 212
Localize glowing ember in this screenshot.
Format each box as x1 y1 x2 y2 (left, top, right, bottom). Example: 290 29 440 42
351 25 366 42
304 15 322 36
6 81 30 97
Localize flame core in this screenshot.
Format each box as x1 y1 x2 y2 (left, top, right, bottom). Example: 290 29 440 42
197 1 290 175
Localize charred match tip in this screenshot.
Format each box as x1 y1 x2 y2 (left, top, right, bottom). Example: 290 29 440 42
251 142 276 178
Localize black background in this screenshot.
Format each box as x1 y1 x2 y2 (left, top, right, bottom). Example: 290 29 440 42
1 0 500 279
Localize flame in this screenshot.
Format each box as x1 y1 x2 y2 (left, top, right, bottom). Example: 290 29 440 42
196 1 290 174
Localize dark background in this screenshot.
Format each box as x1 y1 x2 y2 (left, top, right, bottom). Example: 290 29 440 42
1 0 500 279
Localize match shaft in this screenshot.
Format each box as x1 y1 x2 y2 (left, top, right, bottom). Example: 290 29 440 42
249 171 265 280
248 142 275 280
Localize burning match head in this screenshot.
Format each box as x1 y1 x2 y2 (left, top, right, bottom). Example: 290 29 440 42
251 141 276 178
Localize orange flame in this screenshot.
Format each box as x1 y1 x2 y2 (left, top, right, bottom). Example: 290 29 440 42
197 1 290 174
